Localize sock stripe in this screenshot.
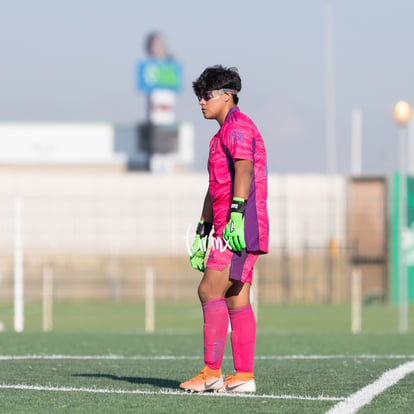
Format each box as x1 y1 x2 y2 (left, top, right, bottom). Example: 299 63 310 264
229 304 252 316
202 298 226 311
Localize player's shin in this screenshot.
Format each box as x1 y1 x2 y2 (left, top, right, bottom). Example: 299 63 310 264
202 298 229 370
229 304 256 373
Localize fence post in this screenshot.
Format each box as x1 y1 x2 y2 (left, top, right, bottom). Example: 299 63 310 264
251 268 259 321
145 266 155 333
351 267 362 333
0 272 4 331
14 198 24 333
42 267 53 332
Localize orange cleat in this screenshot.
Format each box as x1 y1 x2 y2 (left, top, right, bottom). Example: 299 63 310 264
180 365 223 393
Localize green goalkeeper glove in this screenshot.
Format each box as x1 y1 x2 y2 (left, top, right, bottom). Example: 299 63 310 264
190 220 212 272
223 197 247 252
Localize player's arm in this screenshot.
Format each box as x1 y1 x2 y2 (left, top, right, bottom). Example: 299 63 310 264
190 188 213 272
224 159 253 251
233 159 253 200
200 188 214 224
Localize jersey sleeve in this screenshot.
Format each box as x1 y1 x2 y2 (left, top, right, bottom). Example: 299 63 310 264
222 121 254 162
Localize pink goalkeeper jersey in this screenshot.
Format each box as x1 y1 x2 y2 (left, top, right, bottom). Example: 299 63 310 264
208 106 269 254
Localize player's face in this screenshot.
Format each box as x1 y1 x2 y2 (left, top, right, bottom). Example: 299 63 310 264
197 90 233 122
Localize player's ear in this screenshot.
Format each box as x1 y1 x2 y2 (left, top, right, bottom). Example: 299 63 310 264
224 92 232 102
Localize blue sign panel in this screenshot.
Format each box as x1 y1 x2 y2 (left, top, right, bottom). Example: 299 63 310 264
138 59 182 93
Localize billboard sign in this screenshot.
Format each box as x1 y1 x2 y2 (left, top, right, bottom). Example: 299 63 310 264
138 59 182 93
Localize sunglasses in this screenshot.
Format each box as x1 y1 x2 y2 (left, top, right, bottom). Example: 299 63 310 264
197 88 238 101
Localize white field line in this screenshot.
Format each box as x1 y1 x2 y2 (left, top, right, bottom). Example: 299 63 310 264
0 354 413 361
0 383 343 401
326 360 414 414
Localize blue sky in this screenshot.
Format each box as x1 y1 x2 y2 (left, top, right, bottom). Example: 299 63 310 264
1 0 414 173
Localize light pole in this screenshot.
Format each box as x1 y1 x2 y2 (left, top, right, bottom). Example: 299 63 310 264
351 107 362 176
324 0 337 302
324 0 336 176
393 100 412 333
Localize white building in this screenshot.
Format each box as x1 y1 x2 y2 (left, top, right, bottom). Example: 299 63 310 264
0 121 194 173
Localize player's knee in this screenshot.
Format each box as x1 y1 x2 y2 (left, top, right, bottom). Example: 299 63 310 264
197 283 209 303
198 282 223 303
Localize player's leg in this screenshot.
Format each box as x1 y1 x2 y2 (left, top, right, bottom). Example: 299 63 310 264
180 265 232 392
221 254 259 393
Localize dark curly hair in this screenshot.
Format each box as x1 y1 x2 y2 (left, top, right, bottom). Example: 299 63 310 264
193 65 241 104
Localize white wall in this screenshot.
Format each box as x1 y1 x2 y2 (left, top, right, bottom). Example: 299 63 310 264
268 174 347 252
0 172 347 256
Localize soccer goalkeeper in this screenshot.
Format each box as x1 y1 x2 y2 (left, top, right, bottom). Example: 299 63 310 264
180 65 269 393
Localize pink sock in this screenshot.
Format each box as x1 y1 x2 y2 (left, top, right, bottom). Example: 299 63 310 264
202 298 229 370
229 304 256 373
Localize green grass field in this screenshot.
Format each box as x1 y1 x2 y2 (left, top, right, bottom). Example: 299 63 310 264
0 302 414 413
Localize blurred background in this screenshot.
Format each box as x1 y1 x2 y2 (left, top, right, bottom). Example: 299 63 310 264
0 0 413 333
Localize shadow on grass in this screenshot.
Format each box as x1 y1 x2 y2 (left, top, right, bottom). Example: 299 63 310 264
73 373 180 389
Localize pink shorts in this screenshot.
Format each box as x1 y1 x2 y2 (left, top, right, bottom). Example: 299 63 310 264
205 240 259 284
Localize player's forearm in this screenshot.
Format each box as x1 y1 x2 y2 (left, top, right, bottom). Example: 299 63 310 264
233 159 253 200
201 189 214 223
